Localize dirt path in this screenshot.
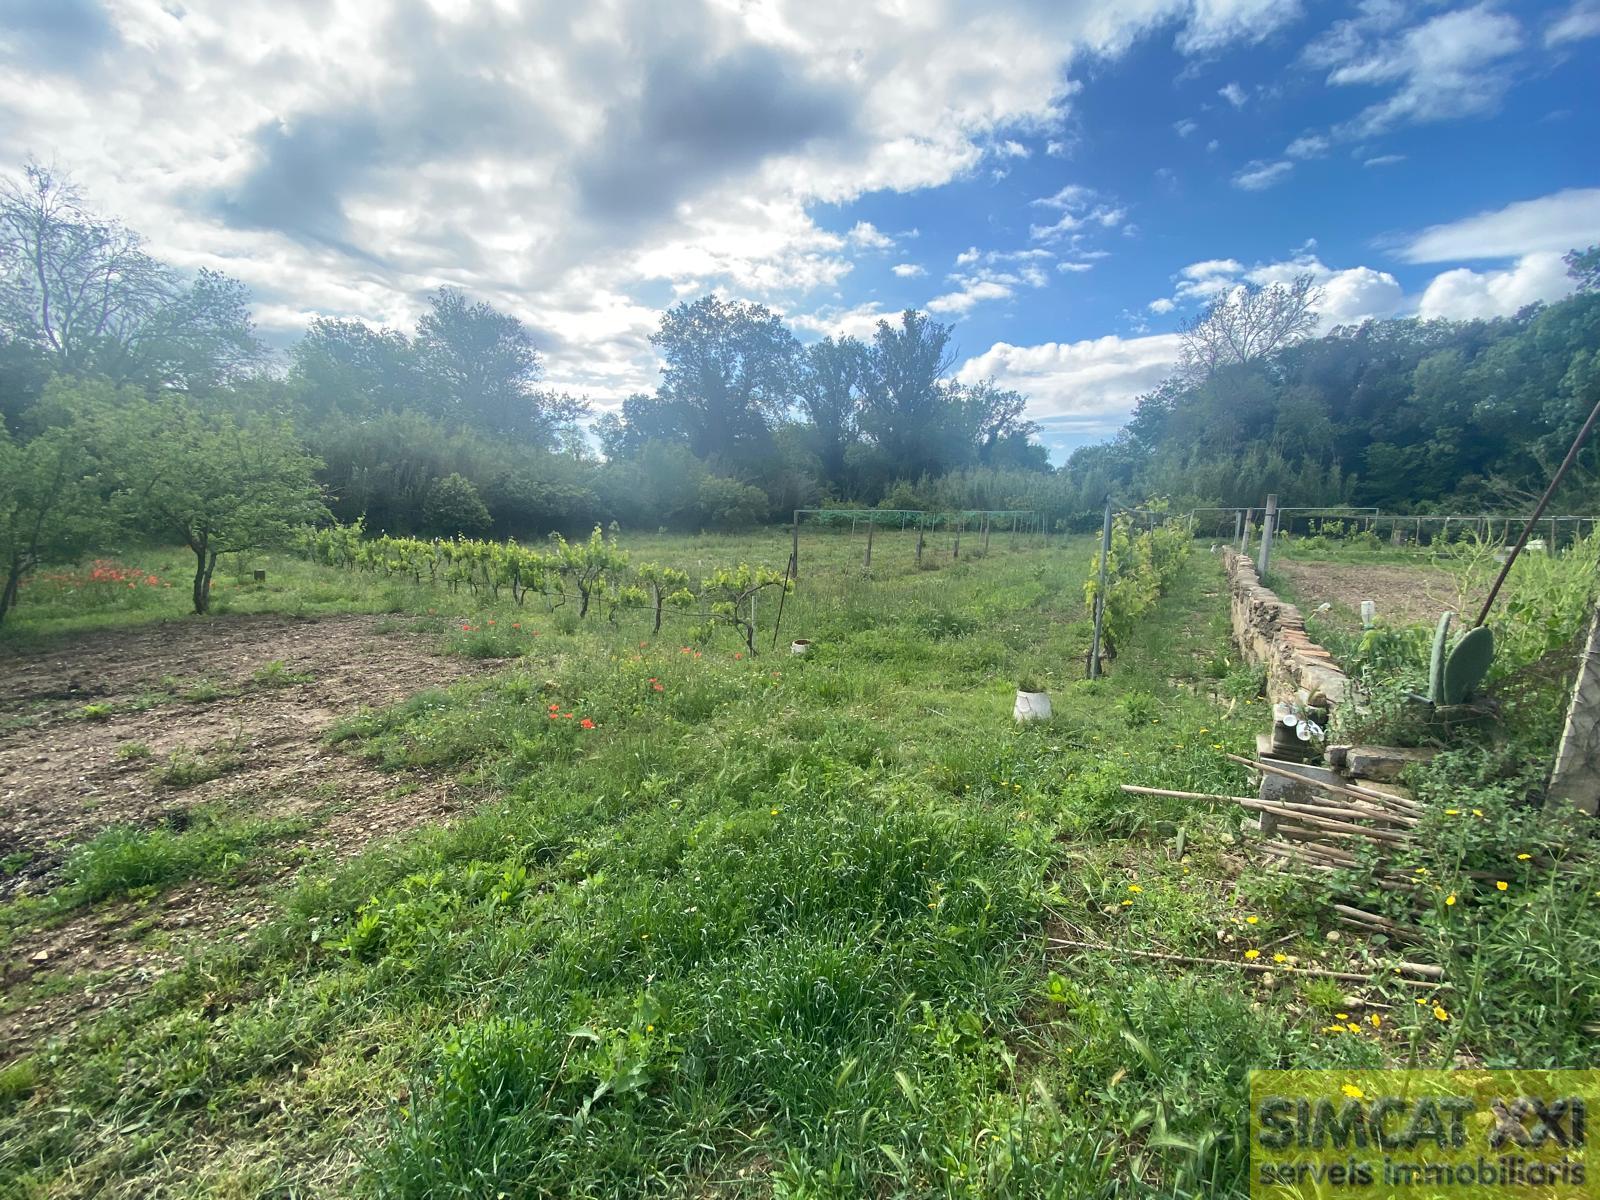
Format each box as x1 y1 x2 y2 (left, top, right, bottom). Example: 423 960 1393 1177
0 613 498 1058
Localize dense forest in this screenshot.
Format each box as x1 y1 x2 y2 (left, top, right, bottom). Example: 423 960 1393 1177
3 159 1600 615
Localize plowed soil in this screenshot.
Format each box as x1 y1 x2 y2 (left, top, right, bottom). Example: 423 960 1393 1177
0 613 495 1059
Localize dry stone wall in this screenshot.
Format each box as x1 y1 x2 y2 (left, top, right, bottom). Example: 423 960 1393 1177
1222 550 1349 713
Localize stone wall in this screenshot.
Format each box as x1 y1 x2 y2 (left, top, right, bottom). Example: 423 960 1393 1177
1222 550 1349 713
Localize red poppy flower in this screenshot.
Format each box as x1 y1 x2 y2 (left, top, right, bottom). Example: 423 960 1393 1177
146 575 159 586
579 718 595 730
652 683 664 692
461 624 474 632
512 623 521 629
487 619 495 626
680 647 691 654
734 652 743 660
648 677 657 683
562 712 574 719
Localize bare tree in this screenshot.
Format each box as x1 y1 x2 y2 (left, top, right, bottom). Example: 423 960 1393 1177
0 162 259 388
1178 273 1323 380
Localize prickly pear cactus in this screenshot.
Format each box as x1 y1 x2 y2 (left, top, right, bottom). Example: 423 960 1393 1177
1441 625 1494 705
1427 612 1453 704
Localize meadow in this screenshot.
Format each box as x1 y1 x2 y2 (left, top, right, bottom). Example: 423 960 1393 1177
0 527 1594 1197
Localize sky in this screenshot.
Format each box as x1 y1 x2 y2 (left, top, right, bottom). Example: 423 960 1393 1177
2 0 1598 462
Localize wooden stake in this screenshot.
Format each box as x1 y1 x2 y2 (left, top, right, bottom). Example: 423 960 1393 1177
1046 938 1446 987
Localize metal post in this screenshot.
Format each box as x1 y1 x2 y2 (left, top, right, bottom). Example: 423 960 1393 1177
1257 494 1278 578
916 519 925 565
864 518 874 568
1089 497 1114 679
982 514 991 555
952 516 961 559
1240 509 1253 556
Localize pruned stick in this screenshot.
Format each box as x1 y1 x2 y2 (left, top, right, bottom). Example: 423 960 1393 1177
1227 753 1425 814
1265 833 1361 866
1259 841 1420 892
1045 938 1447 987
1120 784 1415 829
1120 784 1258 804
1235 798 1410 844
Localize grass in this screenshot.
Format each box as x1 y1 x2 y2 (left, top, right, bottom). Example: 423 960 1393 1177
0 528 1592 1197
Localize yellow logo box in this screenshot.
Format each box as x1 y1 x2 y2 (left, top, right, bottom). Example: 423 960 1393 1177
1250 1069 1598 1199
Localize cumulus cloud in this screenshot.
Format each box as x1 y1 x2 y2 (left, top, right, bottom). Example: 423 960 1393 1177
1028 185 1128 243
1232 160 1293 190
1152 253 1404 326
1173 118 1199 137
847 221 894 249
891 262 926 277
1148 297 1177 313
1218 81 1248 108
927 279 1017 315
957 334 1185 451
1418 252 1575 320
0 0 1351 403
1399 188 1600 262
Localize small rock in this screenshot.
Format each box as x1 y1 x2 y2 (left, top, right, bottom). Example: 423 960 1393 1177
31 948 49 962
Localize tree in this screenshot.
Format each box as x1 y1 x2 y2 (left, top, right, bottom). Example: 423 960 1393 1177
121 398 326 614
1178 273 1322 380
1567 246 1599 294
422 472 492 537
0 379 115 624
0 163 261 389
860 310 958 479
798 335 869 483
416 287 587 444
650 295 800 463
290 317 422 421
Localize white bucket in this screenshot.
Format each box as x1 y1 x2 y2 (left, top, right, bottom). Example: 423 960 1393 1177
791 639 812 656
1014 689 1052 723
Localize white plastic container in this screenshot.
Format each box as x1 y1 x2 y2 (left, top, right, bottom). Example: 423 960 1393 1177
1014 689 1052 723
791 639 812 656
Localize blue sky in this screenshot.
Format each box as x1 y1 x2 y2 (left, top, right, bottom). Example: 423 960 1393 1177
2 0 1597 461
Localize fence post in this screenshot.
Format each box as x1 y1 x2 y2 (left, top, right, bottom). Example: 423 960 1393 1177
1257 494 1278 578
1240 509 1253 556
982 514 992 555
790 511 800 581
953 516 961 559
864 518 874 568
1548 596 1600 815
1089 497 1114 679
916 520 925 565
1233 509 1243 545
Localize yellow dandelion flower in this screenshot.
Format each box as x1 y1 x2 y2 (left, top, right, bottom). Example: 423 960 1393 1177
1120 899 1133 907
1341 1084 1365 1099
1370 1014 1382 1027
1243 949 1260 960
1445 894 1456 906
1433 1006 1450 1022
1516 853 1531 861
1128 884 1143 893
1472 808 1484 817
646 1024 654 1032
1245 915 1260 925
1496 880 1508 892
1273 953 1288 963
1444 808 1460 816
770 807 779 815
1346 1022 1362 1033
1414 867 1429 875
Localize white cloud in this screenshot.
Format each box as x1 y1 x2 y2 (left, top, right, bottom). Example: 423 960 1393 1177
957 333 1184 446
1310 3 1524 139
891 262 926 277
996 139 1031 158
847 221 894 250
1418 252 1575 320
927 279 1016 314
1244 256 1405 326
0 0 1304 404
1206 138 1220 152
1400 188 1600 263
1180 0 1303 53
1173 118 1199 137
1363 153 1405 167
1181 258 1244 279
1546 0 1600 45
1057 261 1095 273
1027 184 1128 243
790 300 895 340
1285 134 1329 159
1148 297 1177 313
1045 139 1070 157
1218 81 1248 108
1232 160 1293 190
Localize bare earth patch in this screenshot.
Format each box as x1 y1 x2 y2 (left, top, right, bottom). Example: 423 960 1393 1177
1272 558 1482 635
0 613 497 1059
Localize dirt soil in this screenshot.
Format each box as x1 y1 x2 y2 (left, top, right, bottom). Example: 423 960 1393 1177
1273 559 1481 634
0 613 496 1059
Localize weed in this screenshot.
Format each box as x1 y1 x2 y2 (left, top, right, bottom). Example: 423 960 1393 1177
115 741 152 761
251 660 313 688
